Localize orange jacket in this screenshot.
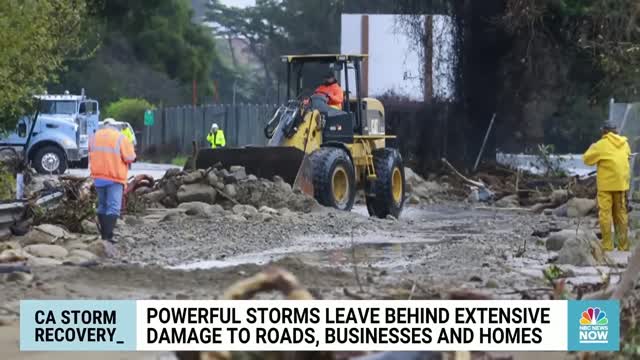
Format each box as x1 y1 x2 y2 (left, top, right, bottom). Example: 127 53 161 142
314 82 344 109
89 127 136 184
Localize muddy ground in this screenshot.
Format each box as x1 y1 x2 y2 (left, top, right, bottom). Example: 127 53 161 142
0 201 632 359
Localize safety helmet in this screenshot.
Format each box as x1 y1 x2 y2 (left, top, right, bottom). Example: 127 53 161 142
103 118 116 125
211 123 219 130
601 121 617 131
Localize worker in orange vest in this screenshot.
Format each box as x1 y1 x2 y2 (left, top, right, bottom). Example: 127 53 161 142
314 71 344 110
89 118 136 243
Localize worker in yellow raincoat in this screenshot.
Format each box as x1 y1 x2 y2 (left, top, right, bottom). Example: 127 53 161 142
583 121 631 251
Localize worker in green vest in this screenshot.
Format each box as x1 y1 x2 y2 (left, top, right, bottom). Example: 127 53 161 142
207 123 226 149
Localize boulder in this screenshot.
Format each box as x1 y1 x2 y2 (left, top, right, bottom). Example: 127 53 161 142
19 224 71 246
232 204 259 217
64 249 98 265
552 203 568 217
5 272 33 283
182 169 205 184
36 224 69 239
247 174 258 182
160 210 185 222
259 206 278 215
24 244 68 259
64 240 89 250
18 230 55 246
27 257 63 266
230 166 247 181
205 204 225 216
495 195 519 208
557 234 608 266
566 198 596 218
143 189 167 203
69 249 97 260
224 184 237 198
545 229 596 251
86 240 117 258
0 249 32 263
207 172 220 187
81 220 99 235
178 202 209 216
177 184 217 204
550 190 569 206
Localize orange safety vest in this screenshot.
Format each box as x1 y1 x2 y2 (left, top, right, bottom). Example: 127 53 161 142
89 127 136 184
314 82 344 110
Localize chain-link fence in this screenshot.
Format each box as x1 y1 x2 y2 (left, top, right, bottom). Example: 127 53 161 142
139 104 278 155
609 101 640 193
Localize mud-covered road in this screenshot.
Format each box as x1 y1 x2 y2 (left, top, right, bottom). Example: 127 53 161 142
1 203 565 304
1 200 630 359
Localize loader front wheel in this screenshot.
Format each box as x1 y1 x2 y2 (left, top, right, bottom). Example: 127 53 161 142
310 147 356 211
366 148 405 219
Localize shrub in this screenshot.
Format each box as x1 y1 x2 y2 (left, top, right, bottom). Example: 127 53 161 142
103 98 155 130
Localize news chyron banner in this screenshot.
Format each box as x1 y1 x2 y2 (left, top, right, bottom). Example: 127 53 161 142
20 300 619 352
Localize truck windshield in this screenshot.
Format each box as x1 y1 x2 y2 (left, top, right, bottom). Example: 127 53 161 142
39 100 77 115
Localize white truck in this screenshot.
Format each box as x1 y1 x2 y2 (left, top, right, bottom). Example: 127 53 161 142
0 91 100 174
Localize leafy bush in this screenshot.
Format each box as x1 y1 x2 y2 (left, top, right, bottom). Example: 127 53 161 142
104 98 155 130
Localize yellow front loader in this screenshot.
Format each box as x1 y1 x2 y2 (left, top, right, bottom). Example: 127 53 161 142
195 54 405 218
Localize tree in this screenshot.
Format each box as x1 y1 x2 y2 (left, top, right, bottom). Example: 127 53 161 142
0 0 88 129
206 0 343 102
104 98 155 130
53 0 231 107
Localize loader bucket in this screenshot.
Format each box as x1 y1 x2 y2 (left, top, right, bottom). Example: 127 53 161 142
194 147 313 195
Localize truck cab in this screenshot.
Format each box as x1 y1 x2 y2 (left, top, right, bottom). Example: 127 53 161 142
1 92 100 174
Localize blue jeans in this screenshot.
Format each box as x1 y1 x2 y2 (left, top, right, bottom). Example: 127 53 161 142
96 183 124 216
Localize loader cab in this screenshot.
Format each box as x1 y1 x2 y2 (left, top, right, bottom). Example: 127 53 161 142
280 54 371 143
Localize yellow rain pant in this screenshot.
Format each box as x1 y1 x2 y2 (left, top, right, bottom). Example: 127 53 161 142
597 191 629 251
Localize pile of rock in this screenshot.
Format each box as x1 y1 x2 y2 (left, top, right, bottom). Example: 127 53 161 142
142 166 318 213
0 224 110 272
404 167 448 205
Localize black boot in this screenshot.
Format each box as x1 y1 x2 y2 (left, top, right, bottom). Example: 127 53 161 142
97 214 107 240
104 215 119 243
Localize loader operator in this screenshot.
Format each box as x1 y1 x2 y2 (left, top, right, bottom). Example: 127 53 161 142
89 118 136 244
583 121 631 251
207 123 226 149
314 71 344 110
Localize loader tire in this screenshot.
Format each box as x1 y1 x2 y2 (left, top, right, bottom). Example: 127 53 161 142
366 148 405 219
310 147 356 211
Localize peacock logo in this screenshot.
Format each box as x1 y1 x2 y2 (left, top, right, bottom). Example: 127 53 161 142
580 307 608 326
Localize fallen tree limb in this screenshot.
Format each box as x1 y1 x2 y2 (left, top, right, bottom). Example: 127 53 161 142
441 158 486 189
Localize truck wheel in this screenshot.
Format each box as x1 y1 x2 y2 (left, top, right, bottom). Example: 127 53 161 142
33 146 67 174
366 148 405 219
310 147 356 211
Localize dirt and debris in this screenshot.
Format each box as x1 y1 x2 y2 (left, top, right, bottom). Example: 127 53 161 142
143 166 319 213
1 160 638 359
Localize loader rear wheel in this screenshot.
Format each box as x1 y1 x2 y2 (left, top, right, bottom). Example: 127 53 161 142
310 147 356 211
366 148 405 219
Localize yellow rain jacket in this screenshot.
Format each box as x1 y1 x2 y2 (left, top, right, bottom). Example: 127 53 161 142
206 129 226 149
583 132 631 191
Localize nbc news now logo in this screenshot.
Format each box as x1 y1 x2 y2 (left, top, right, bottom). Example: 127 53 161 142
579 307 609 344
